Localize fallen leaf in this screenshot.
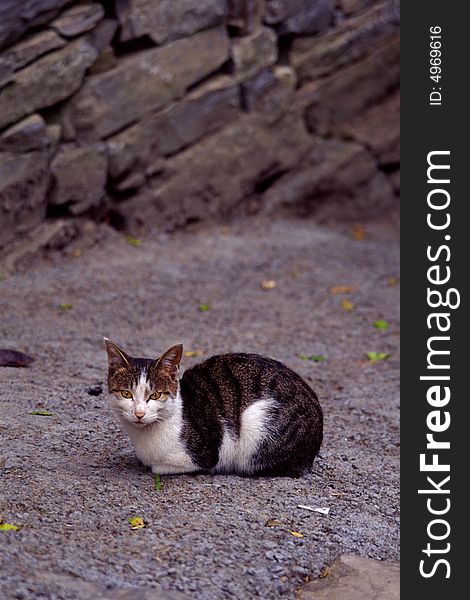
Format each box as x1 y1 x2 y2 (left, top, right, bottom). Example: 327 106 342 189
0 523 19 531
289 530 304 538
330 285 355 295
0 349 34 367
198 303 211 312
341 299 354 312
72 249 82 257
126 236 142 247
265 519 283 527
319 566 332 579
373 320 389 330
58 303 73 311
30 410 53 416
128 516 146 530
352 225 366 240
366 352 390 362
298 354 326 363
260 279 277 290
154 474 164 491
290 266 303 279
387 277 399 286
183 350 204 358
329 491 347 497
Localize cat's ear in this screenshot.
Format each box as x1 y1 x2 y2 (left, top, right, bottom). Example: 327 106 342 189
104 338 131 370
156 344 183 378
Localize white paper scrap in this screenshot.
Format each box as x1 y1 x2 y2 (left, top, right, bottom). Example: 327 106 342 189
297 505 330 515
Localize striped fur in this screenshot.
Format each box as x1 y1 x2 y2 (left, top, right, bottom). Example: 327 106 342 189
105 340 323 477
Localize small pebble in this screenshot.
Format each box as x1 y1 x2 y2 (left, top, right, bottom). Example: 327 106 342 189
86 385 103 396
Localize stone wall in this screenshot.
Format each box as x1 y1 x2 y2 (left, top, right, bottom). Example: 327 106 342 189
0 0 399 249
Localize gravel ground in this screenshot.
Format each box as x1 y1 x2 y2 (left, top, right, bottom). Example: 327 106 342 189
0 214 399 600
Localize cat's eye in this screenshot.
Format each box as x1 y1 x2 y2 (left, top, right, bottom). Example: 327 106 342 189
148 392 162 401
120 390 133 399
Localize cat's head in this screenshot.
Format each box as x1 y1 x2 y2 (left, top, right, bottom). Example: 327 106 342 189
104 338 183 428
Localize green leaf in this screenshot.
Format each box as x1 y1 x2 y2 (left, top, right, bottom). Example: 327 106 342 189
298 354 326 362
58 303 73 311
154 473 164 491
373 320 389 330
126 236 142 247
30 410 53 416
198 303 211 312
0 523 19 531
366 352 390 362
128 516 146 529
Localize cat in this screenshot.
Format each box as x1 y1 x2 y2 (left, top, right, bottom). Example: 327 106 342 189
104 339 323 477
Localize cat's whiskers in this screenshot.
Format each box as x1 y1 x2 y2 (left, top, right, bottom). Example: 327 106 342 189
143 415 165 426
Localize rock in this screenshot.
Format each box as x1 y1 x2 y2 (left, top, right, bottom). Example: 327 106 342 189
342 91 400 165
0 63 14 89
50 3 105 37
3 569 190 600
0 0 70 51
291 1 399 82
262 138 377 210
242 66 296 122
300 33 400 135
46 124 62 146
45 102 77 142
88 48 118 76
0 37 98 130
0 150 50 248
0 114 50 152
86 385 103 396
50 144 108 215
310 170 396 221
0 349 34 367
390 169 400 194
87 18 118 74
88 18 118 53
116 0 229 44
264 0 334 36
0 219 81 272
0 30 66 73
258 137 397 220
115 112 312 232
107 76 240 180
113 171 147 193
297 555 399 599
338 0 377 15
228 0 266 33
231 26 278 81
68 26 230 140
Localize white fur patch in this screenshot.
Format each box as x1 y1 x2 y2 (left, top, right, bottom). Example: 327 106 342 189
120 389 198 475
214 398 273 474
131 371 151 419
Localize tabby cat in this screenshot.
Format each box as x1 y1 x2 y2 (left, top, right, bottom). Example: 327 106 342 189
104 339 323 477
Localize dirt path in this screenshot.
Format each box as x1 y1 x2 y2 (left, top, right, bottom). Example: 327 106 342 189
0 215 399 599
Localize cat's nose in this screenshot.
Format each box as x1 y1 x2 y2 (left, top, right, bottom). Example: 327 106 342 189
134 410 145 420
